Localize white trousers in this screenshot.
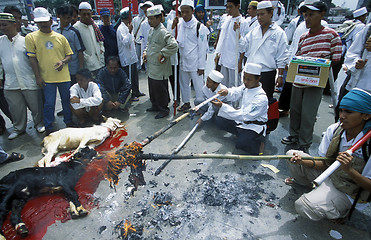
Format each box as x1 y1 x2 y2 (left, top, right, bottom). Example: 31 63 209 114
220 65 241 88
179 70 205 104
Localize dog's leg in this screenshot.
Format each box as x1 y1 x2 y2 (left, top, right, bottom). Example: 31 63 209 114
10 199 28 237
38 141 60 167
63 186 88 219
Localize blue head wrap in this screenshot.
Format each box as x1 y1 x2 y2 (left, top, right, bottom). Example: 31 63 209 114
340 88 371 133
194 4 208 24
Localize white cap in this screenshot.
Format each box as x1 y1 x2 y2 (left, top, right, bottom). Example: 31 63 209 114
143 1 154 8
180 0 194 9
172 1 177 6
147 5 162 17
21 16 27 20
244 63 262 76
120 7 129 14
156 4 164 12
298 2 305 10
33 7 51 22
353 7 367 18
79 2 92 10
208 70 224 83
257 1 272 10
139 3 144 8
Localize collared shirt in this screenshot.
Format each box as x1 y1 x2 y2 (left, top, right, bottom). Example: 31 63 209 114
53 23 85 75
216 15 247 70
218 83 268 134
117 22 138 67
70 82 103 111
73 21 105 71
201 83 228 121
176 17 209 71
318 122 371 210
144 23 178 80
0 33 38 90
344 23 371 92
244 16 259 36
241 22 288 72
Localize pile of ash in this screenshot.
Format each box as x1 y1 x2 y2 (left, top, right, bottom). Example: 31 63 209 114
114 171 279 239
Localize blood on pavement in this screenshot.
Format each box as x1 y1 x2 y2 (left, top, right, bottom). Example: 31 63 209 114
2 128 128 240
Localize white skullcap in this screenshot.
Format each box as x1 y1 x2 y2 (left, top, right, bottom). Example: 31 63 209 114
79 2 92 10
172 1 177 6
139 3 144 8
156 4 164 12
244 63 262 76
180 0 194 9
298 2 305 10
143 1 154 8
147 5 162 17
208 70 224 83
33 7 51 22
257 1 272 10
353 7 367 18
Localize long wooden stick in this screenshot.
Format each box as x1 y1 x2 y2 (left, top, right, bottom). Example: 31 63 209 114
141 94 219 146
138 153 332 161
154 123 199 176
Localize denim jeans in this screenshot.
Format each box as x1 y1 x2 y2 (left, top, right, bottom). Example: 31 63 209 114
43 82 72 130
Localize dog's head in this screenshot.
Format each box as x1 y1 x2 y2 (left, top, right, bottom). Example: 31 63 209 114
100 117 124 131
72 147 97 165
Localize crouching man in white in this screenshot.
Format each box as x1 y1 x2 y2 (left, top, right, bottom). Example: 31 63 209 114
211 63 268 155
286 88 371 222
70 68 103 127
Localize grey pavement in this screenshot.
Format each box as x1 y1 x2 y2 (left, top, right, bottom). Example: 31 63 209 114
0 58 370 239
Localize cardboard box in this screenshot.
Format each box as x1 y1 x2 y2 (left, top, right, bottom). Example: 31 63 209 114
286 56 331 88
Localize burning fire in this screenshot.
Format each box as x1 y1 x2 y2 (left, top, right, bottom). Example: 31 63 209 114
123 220 136 238
106 141 145 188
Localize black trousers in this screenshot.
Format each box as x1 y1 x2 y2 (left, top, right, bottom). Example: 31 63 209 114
278 81 292 111
168 65 181 103
123 63 140 97
148 77 170 113
260 70 277 101
0 88 12 128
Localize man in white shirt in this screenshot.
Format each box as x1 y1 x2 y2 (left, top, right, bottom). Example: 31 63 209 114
0 13 44 140
73 2 105 77
197 70 228 125
212 63 268 155
70 68 103 126
132 3 146 70
117 7 144 101
240 1 287 102
214 0 247 88
139 1 155 68
244 1 259 36
174 0 210 112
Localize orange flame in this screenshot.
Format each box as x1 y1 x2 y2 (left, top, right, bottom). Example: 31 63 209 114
105 141 144 186
123 220 136 238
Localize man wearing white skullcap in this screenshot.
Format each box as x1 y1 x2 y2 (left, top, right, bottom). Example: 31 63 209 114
132 2 146 70
172 0 210 112
214 0 248 88
139 1 155 70
211 63 268 155
167 1 178 22
74 2 105 76
197 70 228 125
239 1 288 102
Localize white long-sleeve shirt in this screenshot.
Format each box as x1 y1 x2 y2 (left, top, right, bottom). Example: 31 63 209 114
218 83 268 135
201 83 228 121
344 20 365 55
240 23 288 72
216 15 247 70
177 16 209 72
117 22 138 67
140 19 150 64
70 82 103 111
344 23 371 92
0 34 39 90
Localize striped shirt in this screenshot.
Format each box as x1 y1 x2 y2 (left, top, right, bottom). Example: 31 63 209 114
297 26 342 62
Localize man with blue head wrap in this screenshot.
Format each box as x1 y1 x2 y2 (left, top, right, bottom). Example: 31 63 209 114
285 88 371 222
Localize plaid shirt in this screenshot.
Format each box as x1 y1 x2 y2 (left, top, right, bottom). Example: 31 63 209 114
297 26 342 62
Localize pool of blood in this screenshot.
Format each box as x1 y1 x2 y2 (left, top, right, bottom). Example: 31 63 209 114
1 129 128 240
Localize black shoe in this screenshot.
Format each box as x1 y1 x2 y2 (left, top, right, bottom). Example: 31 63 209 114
281 136 298 145
57 110 63 116
137 92 146 97
155 112 169 119
146 107 160 112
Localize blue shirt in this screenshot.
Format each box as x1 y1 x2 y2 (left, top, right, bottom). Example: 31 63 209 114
52 24 85 75
99 24 118 61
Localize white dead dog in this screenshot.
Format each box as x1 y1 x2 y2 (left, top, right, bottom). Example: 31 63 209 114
39 117 124 167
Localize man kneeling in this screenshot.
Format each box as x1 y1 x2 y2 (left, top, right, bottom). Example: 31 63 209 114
286 88 371 222
211 63 268 155
70 69 103 126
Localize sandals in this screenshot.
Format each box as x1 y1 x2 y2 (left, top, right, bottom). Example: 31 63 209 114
178 103 191 112
4 152 24 163
284 177 295 186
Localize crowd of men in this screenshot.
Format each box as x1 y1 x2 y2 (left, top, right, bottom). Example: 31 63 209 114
0 0 370 225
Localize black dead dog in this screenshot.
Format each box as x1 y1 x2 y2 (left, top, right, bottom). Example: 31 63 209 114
0 147 97 238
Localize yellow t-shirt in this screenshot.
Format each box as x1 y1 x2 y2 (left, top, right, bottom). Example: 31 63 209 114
25 30 73 83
